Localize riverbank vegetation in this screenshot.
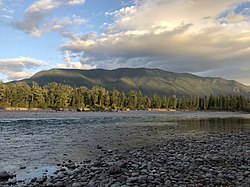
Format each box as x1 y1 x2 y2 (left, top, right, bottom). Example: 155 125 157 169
0 81 250 112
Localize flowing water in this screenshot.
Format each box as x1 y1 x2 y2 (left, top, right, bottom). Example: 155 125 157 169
0 110 249 180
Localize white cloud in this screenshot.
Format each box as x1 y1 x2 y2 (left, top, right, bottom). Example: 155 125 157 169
0 0 15 14
0 57 47 80
56 51 96 70
67 0 85 5
61 0 250 84
26 0 85 13
222 12 248 23
19 15 86 36
0 14 13 23
14 0 86 36
8 72 33 80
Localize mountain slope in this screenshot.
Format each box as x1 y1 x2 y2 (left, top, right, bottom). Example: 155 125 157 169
14 68 250 97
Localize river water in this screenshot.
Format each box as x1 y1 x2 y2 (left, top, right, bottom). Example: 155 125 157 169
0 110 249 180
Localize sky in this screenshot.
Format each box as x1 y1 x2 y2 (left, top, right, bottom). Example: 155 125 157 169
0 0 250 85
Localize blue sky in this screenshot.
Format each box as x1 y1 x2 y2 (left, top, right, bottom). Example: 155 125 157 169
0 0 250 85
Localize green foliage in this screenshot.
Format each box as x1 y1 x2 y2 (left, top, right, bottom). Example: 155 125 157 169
11 82 31 108
13 68 250 98
127 90 137 109
0 81 250 112
30 82 45 108
0 81 4 103
151 94 161 108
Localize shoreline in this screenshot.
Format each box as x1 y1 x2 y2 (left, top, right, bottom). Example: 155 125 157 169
1 107 248 114
1 132 249 187
0 107 176 112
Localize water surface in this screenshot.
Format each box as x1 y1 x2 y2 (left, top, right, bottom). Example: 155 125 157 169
0 110 249 180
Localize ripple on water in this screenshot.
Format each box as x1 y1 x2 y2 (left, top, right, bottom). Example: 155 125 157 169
0 110 249 180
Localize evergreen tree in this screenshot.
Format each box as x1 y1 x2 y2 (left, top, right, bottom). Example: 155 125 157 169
161 95 169 109
204 96 209 110
0 81 4 103
0 81 249 112
143 96 151 109
103 92 110 108
110 88 119 109
119 91 126 108
30 82 45 108
14 82 32 107
171 95 177 109
137 91 144 109
127 90 137 109
151 94 161 108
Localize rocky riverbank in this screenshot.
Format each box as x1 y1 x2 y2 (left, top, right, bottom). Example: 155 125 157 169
1 132 249 187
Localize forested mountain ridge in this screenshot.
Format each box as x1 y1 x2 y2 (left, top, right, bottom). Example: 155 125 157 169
13 68 250 97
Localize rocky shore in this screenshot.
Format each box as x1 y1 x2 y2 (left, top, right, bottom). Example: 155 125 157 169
1 132 249 187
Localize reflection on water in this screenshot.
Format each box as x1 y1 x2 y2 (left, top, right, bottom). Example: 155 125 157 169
0 110 249 180
177 117 250 132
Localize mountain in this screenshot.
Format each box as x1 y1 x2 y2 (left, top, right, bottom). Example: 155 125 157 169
13 68 250 97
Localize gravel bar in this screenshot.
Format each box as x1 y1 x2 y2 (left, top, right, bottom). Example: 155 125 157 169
1 132 249 187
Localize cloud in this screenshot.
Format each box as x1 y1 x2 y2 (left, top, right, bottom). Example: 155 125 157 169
67 0 85 5
8 72 33 80
61 0 250 84
0 0 15 14
17 15 86 36
0 0 21 23
56 51 96 69
14 0 86 36
221 12 248 23
0 57 47 80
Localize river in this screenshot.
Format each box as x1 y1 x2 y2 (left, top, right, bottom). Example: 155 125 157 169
0 110 249 181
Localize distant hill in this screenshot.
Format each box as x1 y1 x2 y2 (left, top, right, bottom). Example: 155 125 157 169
12 68 250 97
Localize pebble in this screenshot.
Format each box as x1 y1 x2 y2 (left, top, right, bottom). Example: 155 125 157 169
108 165 122 175
30 177 37 183
164 180 172 186
20 166 26 170
1 132 249 187
72 182 82 187
55 181 64 187
8 177 16 184
127 177 138 183
46 182 54 187
0 172 10 182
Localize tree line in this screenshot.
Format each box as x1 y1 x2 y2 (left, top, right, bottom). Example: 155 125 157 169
0 81 250 112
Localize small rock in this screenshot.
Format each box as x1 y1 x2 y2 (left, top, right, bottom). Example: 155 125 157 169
138 175 147 181
243 171 249 177
8 177 16 184
108 165 122 175
46 182 54 187
81 177 88 182
111 183 120 187
0 171 10 180
148 176 154 181
196 158 204 162
117 175 127 183
97 145 103 149
57 172 65 179
127 177 138 183
55 181 65 187
164 180 172 187
30 177 37 183
36 176 45 183
72 183 82 187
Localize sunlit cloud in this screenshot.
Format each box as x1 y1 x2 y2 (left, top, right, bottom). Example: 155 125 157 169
61 0 250 84
56 51 96 70
14 0 86 36
0 57 47 80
